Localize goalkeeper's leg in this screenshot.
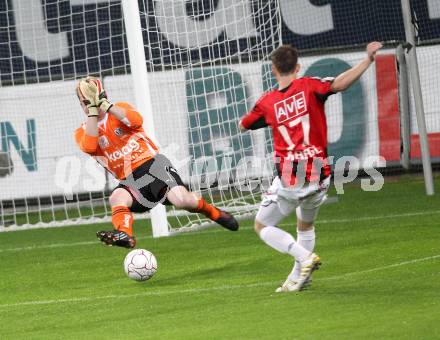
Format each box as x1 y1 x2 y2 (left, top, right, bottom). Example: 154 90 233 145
166 185 239 231
96 188 136 248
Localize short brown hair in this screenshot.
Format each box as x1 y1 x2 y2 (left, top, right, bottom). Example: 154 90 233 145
271 45 298 75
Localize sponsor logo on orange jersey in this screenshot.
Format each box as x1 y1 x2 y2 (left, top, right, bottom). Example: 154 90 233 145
104 139 140 162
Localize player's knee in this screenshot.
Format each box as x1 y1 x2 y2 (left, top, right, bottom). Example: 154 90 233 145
109 188 132 207
172 197 190 209
168 188 197 209
297 219 314 231
180 195 198 209
296 206 318 231
254 220 266 235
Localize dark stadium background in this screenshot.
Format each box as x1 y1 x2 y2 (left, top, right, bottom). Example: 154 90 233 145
0 0 439 84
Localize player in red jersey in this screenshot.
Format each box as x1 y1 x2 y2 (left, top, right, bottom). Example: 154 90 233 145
75 77 238 248
240 42 383 292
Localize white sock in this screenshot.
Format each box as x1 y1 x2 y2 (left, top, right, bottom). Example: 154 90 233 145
259 226 310 262
298 227 316 252
289 227 316 280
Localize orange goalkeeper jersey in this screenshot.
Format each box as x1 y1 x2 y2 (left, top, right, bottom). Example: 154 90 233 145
75 102 159 180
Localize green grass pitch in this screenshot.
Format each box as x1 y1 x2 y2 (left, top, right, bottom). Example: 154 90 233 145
1 176 439 339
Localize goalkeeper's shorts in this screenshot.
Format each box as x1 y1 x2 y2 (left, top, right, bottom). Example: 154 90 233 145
114 153 185 213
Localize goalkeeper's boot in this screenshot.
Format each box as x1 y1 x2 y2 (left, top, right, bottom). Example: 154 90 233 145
275 253 321 293
215 210 239 231
96 230 136 248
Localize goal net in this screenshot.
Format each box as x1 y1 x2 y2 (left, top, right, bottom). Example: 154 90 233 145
0 0 281 232
123 0 282 234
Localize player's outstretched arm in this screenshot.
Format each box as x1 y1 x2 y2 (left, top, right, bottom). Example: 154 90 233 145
107 104 143 129
239 99 268 131
75 118 99 154
76 78 99 154
330 41 383 93
83 77 143 129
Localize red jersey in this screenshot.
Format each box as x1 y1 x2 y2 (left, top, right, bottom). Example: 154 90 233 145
241 77 335 185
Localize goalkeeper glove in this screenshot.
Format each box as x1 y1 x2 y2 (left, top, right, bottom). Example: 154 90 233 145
85 76 113 113
78 79 99 117
98 93 113 113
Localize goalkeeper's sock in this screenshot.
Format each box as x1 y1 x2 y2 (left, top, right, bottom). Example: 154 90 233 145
111 205 133 236
259 226 309 262
289 227 316 280
192 199 221 221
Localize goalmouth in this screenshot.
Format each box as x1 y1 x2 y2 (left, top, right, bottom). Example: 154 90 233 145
0 0 282 235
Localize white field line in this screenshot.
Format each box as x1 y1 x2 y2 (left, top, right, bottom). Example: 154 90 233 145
317 210 440 224
0 209 439 254
320 254 440 281
0 240 98 253
1 254 439 310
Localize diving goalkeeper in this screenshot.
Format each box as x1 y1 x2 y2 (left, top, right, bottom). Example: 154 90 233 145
75 77 238 248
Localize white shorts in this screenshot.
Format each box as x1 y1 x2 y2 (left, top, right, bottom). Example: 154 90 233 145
256 176 330 226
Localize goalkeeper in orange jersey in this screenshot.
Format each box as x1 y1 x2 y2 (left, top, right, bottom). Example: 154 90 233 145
75 77 238 248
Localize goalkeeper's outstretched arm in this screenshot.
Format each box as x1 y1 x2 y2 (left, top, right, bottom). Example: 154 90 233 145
79 116 99 154
76 78 99 154
330 41 383 93
75 77 145 155
80 76 144 129
84 78 143 129
107 103 143 129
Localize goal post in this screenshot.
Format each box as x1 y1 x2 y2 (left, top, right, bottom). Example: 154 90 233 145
396 43 411 170
121 0 169 237
401 0 435 195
